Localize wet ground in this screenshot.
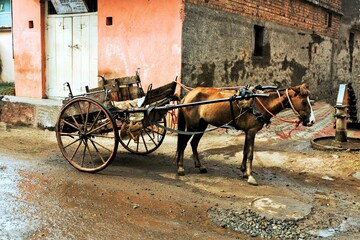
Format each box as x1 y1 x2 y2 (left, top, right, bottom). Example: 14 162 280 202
0 102 360 239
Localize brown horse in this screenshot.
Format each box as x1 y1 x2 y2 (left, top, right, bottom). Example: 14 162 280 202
176 83 315 185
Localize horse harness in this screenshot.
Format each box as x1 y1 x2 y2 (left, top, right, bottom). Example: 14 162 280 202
152 87 301 135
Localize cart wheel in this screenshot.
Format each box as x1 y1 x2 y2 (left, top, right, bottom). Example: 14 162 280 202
56 97 119 173
119 115 166 155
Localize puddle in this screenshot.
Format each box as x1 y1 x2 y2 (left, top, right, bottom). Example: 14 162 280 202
0 157 40 239
316 217 360 238
251 196 312 221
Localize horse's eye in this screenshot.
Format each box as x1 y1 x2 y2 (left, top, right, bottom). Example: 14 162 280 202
302 100 307 106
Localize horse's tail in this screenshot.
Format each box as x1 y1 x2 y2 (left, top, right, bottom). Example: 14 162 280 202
176 99 187 159
177 103 186 139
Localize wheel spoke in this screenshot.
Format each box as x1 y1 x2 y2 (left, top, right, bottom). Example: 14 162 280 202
88 111 102 132
144 126 163 135
119 115 166 155
144 127 159 145
63 138 82 149
81 139 87 167
87 120 111 135
62 118 81 132
70 140 83 162
75 101 85 127
84 102 91 133
59 132 79 138
83 139 96 167
89 139 106 164
139 131 148 152
90 138 113 153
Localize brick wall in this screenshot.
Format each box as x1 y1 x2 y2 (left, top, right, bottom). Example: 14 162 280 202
186 0 342 38
0 99 61 128
0 101 35 126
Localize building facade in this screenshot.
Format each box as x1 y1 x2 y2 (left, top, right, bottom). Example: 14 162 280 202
181 0 345 103
11 0 182 98
7 0 357 106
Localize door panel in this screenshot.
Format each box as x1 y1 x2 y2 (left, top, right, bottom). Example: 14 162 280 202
46 13 98 98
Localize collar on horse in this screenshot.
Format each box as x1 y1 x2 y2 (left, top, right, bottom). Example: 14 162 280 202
228 88 254 129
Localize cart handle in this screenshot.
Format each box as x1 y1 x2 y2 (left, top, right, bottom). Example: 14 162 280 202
154 93 269 111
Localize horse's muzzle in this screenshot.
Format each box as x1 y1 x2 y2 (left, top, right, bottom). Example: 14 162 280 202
302 117 315 127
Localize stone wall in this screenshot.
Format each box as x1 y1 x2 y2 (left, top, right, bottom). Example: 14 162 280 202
181 2 340 102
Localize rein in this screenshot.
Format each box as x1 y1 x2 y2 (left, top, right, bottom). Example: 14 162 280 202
255 89 301 125
175 80 301 126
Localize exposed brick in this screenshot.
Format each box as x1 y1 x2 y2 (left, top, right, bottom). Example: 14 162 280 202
186 0 342 38
0 101 35 126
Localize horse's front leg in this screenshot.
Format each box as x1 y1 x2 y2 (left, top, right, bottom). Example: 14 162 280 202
241 130 257 185
191 133 207 173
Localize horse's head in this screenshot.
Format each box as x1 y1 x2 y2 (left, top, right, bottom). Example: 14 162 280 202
287 84 315 126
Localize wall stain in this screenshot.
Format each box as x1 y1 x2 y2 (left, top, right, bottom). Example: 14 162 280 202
282 56 308 86
230 58 247 84
252 42 271 68
221 57 249 84
308 33 325 62
222 59 230 84
273 79 289 89
197 62 216 87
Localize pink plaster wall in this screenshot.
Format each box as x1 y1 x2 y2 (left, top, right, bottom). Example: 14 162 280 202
98 0 183 90
12 0 44 98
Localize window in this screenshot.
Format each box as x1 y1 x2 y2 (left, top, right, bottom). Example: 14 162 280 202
0 0 11 28
325 12 332 28
349 32 355 73
254 25 264 57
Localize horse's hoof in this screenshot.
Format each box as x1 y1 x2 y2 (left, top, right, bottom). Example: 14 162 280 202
177 167 185 176
242 175 249 179
199 167 207 174
247 176 258 186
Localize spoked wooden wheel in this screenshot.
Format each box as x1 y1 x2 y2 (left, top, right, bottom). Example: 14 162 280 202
56 97 119 173
119 115 166 155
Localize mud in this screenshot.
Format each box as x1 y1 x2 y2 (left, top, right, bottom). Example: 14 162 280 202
0 106 360 239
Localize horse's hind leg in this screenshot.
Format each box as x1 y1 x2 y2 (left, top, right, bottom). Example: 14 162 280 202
177 133 192 176
190 132 207 173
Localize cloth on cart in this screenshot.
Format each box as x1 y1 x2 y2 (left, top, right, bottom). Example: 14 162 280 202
113 97 146 143
113 96 145 109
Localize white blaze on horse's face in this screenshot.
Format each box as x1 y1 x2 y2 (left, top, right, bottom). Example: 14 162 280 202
306 97 316 126
301 96 316 126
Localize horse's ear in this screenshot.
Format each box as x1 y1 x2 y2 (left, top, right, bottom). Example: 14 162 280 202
300 83 310 95
290 86 301 94
291 84 309 96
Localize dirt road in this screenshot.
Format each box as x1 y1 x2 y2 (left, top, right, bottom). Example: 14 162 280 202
0 104 360 239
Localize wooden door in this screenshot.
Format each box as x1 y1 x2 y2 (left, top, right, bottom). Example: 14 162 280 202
46 13 98 98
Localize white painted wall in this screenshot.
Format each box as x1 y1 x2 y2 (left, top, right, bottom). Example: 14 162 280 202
0 30 15 83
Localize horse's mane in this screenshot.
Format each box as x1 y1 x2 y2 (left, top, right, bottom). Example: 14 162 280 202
264 84 310 96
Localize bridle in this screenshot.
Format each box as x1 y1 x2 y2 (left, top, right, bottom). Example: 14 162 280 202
255 88 303 126
285 88 302 119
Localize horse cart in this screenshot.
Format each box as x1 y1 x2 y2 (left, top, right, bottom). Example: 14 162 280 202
55 72 269 173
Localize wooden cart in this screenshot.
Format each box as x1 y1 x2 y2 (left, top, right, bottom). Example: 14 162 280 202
55 72 268 173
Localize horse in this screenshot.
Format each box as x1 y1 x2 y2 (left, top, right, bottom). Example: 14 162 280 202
176 83 315 185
